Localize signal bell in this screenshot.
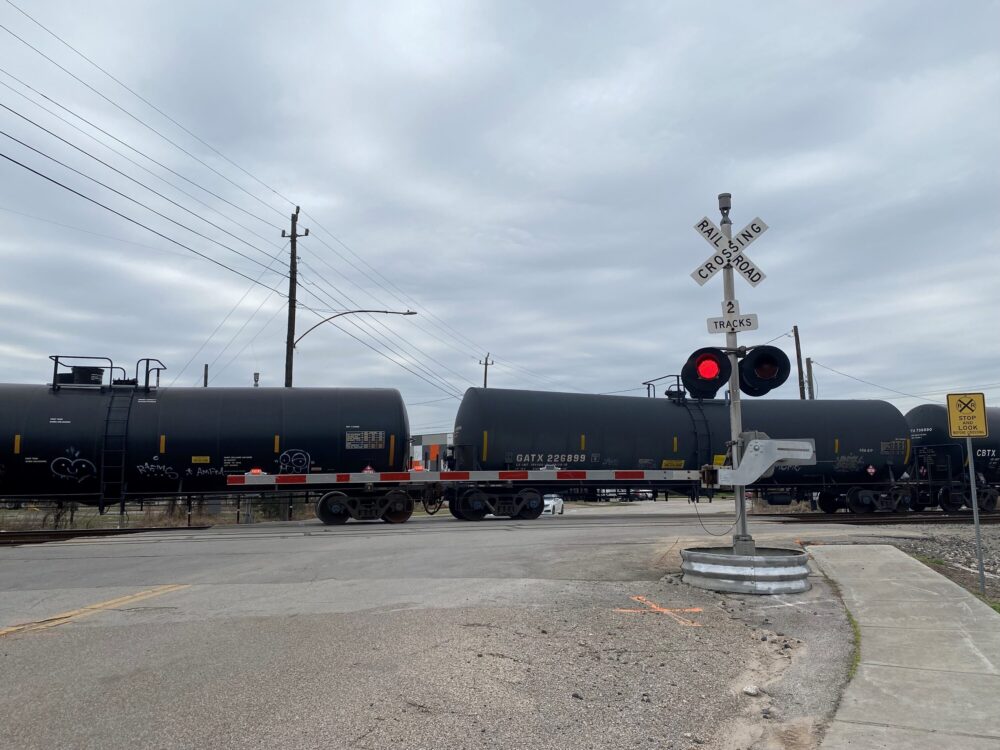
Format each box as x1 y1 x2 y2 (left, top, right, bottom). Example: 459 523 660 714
738 345 791 396
681 347 732 399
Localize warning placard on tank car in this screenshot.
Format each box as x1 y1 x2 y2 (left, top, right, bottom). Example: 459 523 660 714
346 430 385 450
947 393 988 438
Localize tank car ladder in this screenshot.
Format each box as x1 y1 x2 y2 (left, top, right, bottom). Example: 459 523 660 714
99 386 135 513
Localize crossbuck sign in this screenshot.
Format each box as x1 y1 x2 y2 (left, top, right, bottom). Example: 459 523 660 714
690 217 769 287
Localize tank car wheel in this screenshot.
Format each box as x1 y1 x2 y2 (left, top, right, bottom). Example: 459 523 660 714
447 498 465 520
937 487 965 512
846 487 875 514
816 491 840 514
443 487 465 519
457 488 489 521
979 489 998 513
514 489 544 520
911 489 932 512
316 492 350 525
381 490 414 524
887 486 911 512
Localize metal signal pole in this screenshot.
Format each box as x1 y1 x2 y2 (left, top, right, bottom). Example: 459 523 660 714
718 194 753 556
793 325 805 399
805 357 815 399
282 206 308 388
479 353 494 388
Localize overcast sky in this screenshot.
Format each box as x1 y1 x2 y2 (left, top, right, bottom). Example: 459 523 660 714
0 0 997 433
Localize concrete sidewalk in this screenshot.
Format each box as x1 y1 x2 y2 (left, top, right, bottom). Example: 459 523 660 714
809 544 1000 749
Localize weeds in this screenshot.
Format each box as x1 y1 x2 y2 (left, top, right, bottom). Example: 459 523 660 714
845 610 862 679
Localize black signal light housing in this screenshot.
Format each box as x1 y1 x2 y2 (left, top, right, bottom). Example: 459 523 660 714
681 347 732 400
738 345 791 397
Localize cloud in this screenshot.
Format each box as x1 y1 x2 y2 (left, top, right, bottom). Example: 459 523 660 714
0 0 996 428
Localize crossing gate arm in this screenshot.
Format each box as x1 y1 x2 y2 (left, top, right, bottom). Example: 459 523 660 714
705 438 816 488
227 468 701 487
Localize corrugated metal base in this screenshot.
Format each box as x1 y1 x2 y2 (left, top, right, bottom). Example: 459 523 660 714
681 546 811 595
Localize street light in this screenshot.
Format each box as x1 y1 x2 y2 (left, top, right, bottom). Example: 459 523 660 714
293 309 417 349
286 309 417 386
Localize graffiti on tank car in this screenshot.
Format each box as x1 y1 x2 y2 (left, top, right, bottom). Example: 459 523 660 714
279 449 311 474
185 466 225 477
50 447 96 483
136 456 179 480
833 454 862 472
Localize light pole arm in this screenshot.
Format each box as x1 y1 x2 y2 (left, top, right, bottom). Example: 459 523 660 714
294 309 415 348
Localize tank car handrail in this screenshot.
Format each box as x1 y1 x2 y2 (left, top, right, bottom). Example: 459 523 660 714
135 358 167 390
49 355 115 390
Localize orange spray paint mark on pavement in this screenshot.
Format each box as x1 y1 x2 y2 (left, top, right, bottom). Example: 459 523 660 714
615 595 703 627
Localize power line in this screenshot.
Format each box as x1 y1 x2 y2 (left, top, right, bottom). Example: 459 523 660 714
0 102 282 265
0 67 282 231
0 75 286 252
207 288 282 384
299 256 474 388
3 0 297 210
0 20 288 221
295 268 464 397
0 11 568 392
0 150 286 294
209 299 286 385
809 361 938 403
0 127 280 275
303 220 578 390
171 242 289 386
0 203 187 259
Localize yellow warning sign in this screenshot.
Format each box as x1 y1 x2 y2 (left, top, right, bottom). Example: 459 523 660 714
661 459 685 469
191 456 211 464
946 393 988 438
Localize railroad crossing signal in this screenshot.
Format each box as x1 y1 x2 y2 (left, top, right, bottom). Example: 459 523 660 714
681 345 790 399
690 216 768 287
947 393 988 438
681 347 732 399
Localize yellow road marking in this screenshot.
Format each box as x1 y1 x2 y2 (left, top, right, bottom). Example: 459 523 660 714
615 595 703 627
0 584 189 638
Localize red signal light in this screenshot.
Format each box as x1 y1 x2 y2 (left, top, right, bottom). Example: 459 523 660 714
681 347 732 399
696 354 722 380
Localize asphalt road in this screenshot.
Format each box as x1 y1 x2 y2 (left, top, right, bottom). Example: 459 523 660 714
0 504 879 749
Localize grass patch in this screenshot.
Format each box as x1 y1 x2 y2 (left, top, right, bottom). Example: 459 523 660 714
976 594 1000 615
845 609 862 679
912 553 948 568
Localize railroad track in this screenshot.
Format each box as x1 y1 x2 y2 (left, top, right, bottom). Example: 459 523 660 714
753 512 1000 525
0 526 212 546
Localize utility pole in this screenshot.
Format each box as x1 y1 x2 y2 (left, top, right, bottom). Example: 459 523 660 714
792 325 805 400
805 357 815 399
203 364 208 387
479 353 494 388
282 206 308 388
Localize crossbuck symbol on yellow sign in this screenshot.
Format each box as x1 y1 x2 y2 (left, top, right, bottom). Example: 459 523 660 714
957 398 977 413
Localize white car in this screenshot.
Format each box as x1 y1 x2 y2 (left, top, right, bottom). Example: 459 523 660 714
543 494 565 515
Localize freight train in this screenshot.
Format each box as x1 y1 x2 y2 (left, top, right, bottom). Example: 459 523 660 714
452 388 999 514
1 356 996 523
